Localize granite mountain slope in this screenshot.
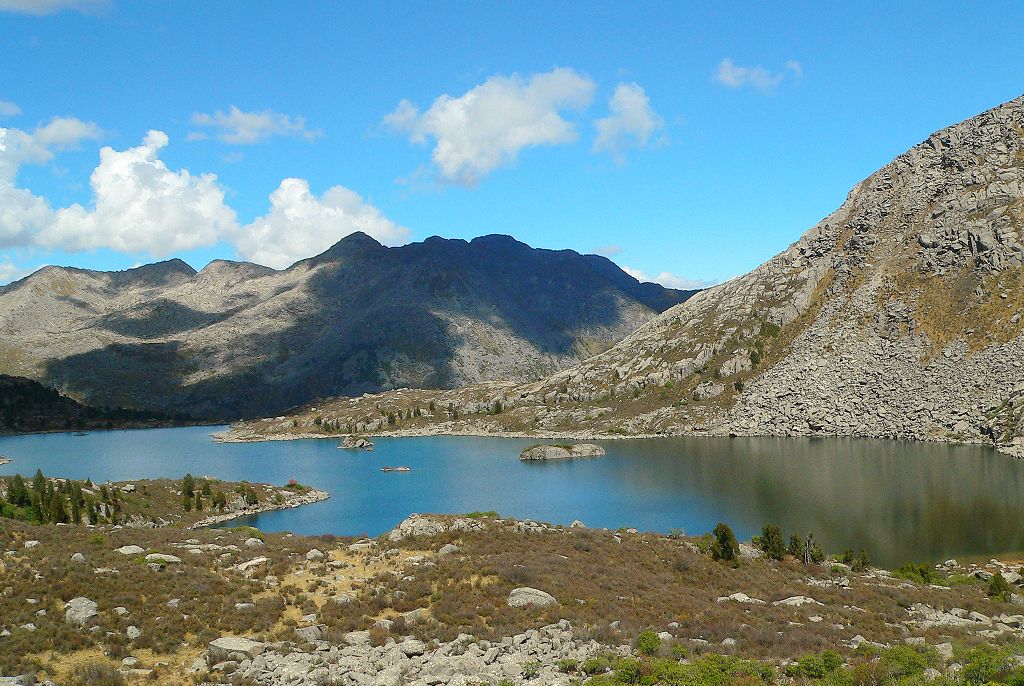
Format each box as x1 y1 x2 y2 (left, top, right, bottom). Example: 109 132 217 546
0 234 693 418
232 94 1024 457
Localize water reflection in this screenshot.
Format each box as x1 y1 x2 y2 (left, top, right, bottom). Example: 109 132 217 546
0 428 1016 566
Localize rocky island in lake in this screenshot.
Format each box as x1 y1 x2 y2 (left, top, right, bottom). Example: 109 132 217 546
519 443 606 460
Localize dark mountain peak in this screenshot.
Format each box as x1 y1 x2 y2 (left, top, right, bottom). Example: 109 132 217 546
469 234 529 249
303 231 386 267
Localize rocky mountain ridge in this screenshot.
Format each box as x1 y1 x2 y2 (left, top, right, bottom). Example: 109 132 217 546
0 234 693 419
229 93 1024 457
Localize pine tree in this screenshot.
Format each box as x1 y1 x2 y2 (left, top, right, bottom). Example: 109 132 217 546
757 524 786 560
788 533 803 558
182 473 195 498
711 522 739 562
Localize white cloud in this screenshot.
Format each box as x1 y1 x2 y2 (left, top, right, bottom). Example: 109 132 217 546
593 244 622 257
593 83 663 159
0 0 107 14
0 119 101 246
190 106 322 145
713 58 793 92
384 67 595 185
42 130 238 256
785 60 803 77
233 178 410 269
0 99 20 117
0 117 101 181
621 265 715 291
0 119 408 269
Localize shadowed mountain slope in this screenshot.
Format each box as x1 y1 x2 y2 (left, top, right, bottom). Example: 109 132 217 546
0 235 694 419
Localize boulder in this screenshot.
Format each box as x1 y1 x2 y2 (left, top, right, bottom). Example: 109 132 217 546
773 595 823 607
438 543 460 556
115 545 145 556
236 557 270 576
716 592 765 605
387 514 446 542
305 548 325 561
207 636 266 664
519 443 606 460
64 597 98 626
144 553 181 565
70 552 86 564
126 625 142 640
507 587 558 608
244 537 264 548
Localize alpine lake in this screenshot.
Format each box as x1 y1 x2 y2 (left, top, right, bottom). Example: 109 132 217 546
0 426 1019 568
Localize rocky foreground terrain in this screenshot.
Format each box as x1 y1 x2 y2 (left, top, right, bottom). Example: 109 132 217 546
0 234 693 420
227 94 1024 458
6 501 1024 685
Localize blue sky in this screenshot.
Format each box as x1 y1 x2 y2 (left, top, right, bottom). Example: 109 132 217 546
1 1 1023 287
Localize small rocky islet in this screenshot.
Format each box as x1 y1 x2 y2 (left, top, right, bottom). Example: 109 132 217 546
519 443 606 460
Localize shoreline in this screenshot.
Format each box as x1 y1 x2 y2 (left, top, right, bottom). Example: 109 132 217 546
213 424 1014 457
188 488 330 529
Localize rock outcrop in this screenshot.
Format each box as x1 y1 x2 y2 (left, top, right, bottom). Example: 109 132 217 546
200 621 620 686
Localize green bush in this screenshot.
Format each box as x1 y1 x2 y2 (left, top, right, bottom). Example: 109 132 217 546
878 645 931 681
962 644 1012 685
636 630 661 656
557 657 579 673
892 563 938 585
786 650 844 678
582 654 617 675
990 572 1013 602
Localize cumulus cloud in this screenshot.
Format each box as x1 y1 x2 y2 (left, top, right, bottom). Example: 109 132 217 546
190 106 322 145
42 130 238 256
621 265 716 291
593 83 663 159
0 119 101 246
713 58 797 92
0 117 101 181
0 120 408 269
384 67 595 185
0 99 20 117
0 0 107 14
233 178 410 269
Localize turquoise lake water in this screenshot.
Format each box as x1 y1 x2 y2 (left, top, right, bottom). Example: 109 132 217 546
0 426 1018 567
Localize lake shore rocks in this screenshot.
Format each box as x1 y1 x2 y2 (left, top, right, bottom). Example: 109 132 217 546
188 488 329 529
519 443 606 460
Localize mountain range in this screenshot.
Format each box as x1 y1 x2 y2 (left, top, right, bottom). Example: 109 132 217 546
0 234 693 419
227 94 1024 458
